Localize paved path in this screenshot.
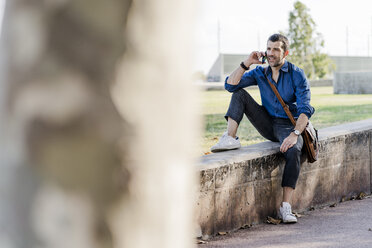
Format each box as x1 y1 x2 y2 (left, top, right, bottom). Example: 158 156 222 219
198 197 372 248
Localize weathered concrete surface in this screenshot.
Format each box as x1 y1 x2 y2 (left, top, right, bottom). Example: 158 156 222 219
334 71 372 94
198 196 372 248
196 119 372 237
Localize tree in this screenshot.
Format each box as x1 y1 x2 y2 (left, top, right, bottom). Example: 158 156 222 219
285 1 335 79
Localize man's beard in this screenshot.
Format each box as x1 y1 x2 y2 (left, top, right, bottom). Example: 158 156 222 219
269 56 284 67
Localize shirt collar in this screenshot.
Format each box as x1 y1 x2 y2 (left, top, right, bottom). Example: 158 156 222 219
265 60 289 75
280 60 289 72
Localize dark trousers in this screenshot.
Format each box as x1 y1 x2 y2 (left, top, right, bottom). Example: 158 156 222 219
225 89 303 189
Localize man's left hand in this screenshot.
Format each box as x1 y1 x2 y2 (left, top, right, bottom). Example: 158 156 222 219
280 133 298 153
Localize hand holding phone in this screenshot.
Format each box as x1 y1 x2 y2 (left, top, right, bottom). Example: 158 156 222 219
261 52 267 64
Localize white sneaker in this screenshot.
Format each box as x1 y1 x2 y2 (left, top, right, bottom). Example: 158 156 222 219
211 131 241 152
278 202 297 223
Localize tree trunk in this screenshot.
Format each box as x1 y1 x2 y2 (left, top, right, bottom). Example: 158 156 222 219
0 0 197 247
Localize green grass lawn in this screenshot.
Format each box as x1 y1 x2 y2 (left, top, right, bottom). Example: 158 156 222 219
201 87 372 154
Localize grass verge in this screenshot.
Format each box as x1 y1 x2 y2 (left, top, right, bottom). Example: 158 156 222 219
201 87 372 154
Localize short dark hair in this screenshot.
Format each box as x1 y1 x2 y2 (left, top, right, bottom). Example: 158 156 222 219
267 34 289 52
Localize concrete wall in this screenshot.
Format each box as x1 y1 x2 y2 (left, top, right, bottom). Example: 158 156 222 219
207 55 223 82
207 54 372 82
330 56 372 73
334 71 372 94
207 54 261 82
196 119 372 238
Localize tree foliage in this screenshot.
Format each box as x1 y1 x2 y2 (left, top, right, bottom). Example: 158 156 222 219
285 1 335 79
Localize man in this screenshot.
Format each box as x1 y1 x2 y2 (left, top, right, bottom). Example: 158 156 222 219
211 34 314 223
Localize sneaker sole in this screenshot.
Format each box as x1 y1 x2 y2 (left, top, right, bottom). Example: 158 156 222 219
277 213 297 224
281 216 297 223
282 219 297 224
211 147 240 153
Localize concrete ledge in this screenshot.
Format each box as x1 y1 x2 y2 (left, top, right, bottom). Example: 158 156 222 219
196 118 372 237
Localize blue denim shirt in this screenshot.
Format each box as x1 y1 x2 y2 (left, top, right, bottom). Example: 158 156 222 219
225 61 314 119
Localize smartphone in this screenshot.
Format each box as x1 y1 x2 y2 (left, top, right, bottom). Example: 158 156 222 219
262 52 267 64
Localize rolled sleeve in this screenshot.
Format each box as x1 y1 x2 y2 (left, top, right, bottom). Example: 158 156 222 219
294 70 315 119
224 69 257 93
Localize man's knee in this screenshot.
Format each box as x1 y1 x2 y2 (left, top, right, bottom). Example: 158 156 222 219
231 89 253 103
232 88 248 98
285 145 302 159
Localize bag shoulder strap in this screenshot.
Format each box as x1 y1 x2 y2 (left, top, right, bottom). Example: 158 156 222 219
264 67 297 126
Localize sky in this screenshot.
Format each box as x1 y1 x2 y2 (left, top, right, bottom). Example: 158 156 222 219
194 0 372 73
0 0 370 75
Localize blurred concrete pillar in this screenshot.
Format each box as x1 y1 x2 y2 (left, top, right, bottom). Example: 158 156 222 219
0 0 198 247
111 0 199 247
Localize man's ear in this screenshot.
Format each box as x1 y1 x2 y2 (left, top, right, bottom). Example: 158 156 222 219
284 50 289 57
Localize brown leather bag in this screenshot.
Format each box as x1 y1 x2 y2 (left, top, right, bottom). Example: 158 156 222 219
264 69 319 163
